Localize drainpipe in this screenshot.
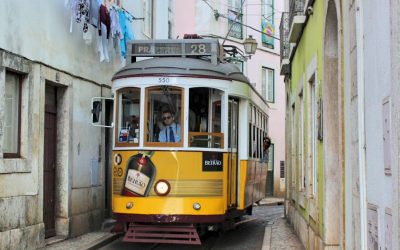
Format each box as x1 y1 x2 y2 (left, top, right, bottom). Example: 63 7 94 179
355 0 368 248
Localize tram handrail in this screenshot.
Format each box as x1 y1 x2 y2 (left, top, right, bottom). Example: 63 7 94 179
189 132 224 148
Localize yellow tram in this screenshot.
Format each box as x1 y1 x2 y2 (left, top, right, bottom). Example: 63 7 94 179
107 39 269 244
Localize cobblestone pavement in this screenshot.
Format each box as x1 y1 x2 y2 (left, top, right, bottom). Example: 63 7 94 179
262 217 304 250
41 198 304 250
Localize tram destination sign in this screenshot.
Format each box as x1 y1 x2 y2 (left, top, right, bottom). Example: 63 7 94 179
128 39 219 59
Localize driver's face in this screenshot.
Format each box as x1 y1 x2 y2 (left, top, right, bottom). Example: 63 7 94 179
162 113 173 125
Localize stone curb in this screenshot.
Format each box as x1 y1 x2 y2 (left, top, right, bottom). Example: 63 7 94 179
85 233 121 250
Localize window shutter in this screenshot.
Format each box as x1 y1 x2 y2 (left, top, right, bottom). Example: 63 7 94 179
267 69 274 102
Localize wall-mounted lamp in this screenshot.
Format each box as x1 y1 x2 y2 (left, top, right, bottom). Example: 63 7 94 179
243 35 258 55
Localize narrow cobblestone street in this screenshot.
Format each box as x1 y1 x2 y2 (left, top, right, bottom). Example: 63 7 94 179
43 201 304 250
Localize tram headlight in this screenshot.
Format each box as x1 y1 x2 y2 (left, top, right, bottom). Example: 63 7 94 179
154 180 171 196
193 202 201 210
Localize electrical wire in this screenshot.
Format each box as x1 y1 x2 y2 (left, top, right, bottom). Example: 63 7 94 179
206 0 283 14
202 0 280 41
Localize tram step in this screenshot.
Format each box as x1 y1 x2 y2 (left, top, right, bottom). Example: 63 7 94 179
123 223 201 245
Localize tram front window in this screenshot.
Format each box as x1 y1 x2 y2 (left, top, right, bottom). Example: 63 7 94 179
116 88 140 146
189 88 224 148
145 86 183 145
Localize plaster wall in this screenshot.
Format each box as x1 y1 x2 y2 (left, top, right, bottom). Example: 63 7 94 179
342 0 362 249
0 0 147 248
363 0 398 249
390 0 400 248
287 0 329 244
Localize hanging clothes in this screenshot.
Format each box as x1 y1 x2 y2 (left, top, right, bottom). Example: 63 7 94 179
76 0 90 33
65 0 79 32
110 7 121 38
89 0 101 27
110 6 122 49
99 4 111 38
118 9 135 58
98 4 111 62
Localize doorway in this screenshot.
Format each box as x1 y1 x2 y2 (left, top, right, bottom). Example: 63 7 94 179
323 0 342 245
228 98 239 207
43 85 57 238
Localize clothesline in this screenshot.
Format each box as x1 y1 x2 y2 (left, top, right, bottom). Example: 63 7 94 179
121 7 144 20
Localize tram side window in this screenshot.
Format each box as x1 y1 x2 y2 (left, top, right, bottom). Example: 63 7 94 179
145 86 183 144
116 88 141 145
248 104 253 157
189 88 224 148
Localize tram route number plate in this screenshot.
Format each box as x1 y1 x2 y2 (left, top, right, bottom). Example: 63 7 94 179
202 152 223 172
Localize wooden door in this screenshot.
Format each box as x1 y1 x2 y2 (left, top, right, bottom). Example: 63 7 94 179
43 86 57 238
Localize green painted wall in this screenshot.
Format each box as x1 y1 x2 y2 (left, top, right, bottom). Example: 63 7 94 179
288 0 325 237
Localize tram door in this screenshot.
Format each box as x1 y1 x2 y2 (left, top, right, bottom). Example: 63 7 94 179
228 98 239 207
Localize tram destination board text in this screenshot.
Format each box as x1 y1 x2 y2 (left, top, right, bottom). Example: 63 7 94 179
131 42 212 56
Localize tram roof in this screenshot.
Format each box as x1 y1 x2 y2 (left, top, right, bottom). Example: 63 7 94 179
112 57 250 84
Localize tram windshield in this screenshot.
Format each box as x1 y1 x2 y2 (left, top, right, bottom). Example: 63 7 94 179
115 86 224 149
116 88 141 146
145 86 183 145
189 88 223 149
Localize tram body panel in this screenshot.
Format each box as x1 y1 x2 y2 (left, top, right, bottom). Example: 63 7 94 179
112 150 231 215
113 196 226 215
237 160 268 210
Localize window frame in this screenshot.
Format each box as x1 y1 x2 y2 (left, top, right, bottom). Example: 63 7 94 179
308 75 317 195
261 0 275 48
115 87 141 148
299 90 305 191
3 70 22 158
228 0 243 39
188 87 224 149
262 67 275 103
143 0 153 38
144 86 184 147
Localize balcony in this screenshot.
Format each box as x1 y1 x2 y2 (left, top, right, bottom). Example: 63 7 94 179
228 9 243 39
280 12 290 76
288 0 306 43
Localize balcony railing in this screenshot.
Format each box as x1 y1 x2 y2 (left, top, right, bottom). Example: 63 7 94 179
280 12 290 63
228 9 243 39
289 0 305 29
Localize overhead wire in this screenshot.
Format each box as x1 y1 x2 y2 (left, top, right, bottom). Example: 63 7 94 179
205 0 283 14
202 0 280 41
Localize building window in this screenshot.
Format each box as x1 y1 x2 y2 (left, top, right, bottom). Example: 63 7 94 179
308 75 317 195
143 0 153 37
228 0 243 39
4 71 22 157
262 67 275 102
261 0 275 48
299 91 305 191
232 60 244 72
291 103 296 188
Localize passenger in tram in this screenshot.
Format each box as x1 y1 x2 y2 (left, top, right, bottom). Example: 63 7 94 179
263 136 271 162
158 110 181 142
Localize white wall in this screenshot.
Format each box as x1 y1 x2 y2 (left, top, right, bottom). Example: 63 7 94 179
363 0 395 248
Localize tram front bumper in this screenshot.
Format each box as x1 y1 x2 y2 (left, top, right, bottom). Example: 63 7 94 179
113 195 226 218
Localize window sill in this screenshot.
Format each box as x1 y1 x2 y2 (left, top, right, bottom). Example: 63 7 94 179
0 158 31 174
